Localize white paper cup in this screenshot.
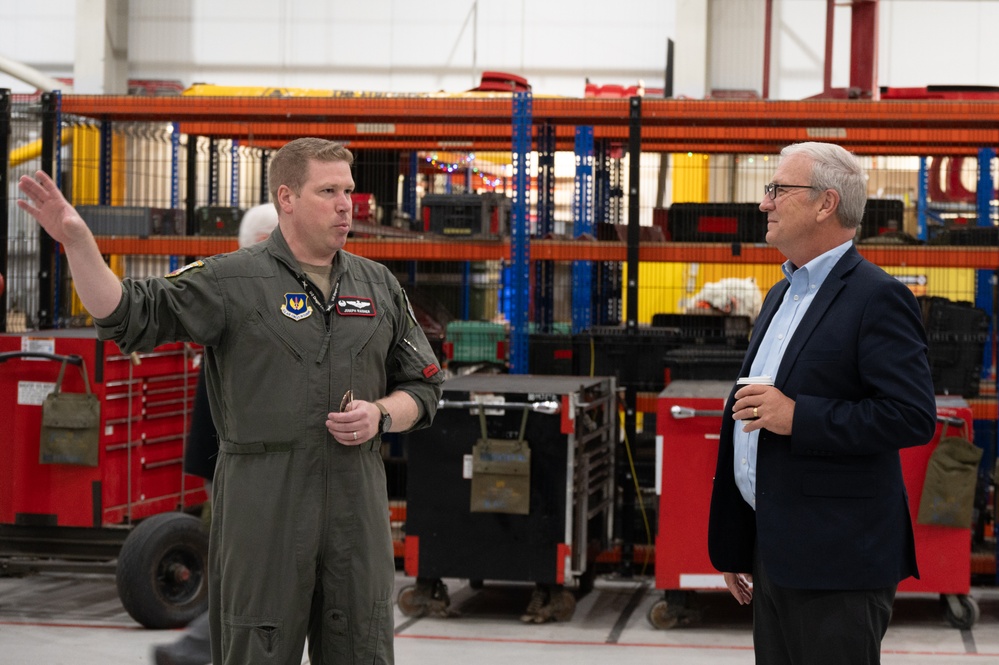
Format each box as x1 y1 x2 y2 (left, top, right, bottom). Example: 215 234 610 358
736 376 773 419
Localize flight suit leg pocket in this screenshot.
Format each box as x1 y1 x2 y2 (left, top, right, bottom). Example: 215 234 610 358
222 614 284 663
365 598 393 664
324 608 354 661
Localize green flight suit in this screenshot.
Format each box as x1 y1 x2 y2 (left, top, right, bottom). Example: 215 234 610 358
95 228 444 664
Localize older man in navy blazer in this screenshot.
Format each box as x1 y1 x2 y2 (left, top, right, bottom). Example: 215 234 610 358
707 142 937 665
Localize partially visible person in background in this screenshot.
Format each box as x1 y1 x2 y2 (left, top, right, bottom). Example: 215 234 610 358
152 203 279 665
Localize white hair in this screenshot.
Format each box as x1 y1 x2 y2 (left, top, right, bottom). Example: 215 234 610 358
237 203 279 249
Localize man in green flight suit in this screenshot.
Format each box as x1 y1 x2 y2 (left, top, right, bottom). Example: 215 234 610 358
17 137 445 665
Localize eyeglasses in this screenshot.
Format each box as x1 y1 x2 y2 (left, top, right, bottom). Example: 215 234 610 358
764 183 818 200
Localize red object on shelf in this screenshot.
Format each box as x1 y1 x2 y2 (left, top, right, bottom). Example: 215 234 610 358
470 71 530 93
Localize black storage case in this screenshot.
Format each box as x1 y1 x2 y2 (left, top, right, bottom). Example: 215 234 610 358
666 203 768 243
573 327 682 391
528 333 576 375
663 346 746 384
860 199 905 239
421 192 510 236
196 206 243 236
650 313 751 348
918 296 990 397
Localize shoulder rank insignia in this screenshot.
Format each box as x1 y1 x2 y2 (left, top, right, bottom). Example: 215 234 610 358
166 260 204 278
281 293 313 321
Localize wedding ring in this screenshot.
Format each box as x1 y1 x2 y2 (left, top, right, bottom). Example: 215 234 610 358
753 407 759 419
353 431 357 441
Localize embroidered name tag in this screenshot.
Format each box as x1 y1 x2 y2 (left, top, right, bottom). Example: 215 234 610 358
281 293 313 321
336 296 375 316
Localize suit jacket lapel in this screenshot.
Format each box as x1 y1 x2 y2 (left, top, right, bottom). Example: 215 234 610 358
773 245 863 386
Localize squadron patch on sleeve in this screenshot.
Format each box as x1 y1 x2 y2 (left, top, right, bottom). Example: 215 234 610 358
281 293 313 321
165 260 204 279
336 296 375 316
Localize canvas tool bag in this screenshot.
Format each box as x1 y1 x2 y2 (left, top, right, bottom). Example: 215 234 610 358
40 356 101 466
469 405 531 515
916 420 982 528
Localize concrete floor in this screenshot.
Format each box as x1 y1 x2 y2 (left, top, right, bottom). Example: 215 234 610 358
1 570 998 665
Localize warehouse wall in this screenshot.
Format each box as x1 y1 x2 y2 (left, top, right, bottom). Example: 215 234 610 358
1 1 998 100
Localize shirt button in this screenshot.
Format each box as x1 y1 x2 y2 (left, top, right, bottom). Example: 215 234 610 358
741 458 747 465
778 334 784 340
793 295 800 301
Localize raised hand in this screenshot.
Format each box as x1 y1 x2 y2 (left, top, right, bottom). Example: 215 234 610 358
17 170 92 248
16 169 123 319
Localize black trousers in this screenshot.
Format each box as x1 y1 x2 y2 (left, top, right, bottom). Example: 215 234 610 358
752 551 897 665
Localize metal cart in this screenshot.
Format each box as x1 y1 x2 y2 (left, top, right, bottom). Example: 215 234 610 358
399 374 616 622
0 329 208 629
648 380 980 629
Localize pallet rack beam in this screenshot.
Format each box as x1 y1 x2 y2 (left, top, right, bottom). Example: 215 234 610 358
56 96 999 156
85 237 999 270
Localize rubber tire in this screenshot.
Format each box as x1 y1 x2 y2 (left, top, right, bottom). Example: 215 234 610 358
942 594 980 630
115 512 209 629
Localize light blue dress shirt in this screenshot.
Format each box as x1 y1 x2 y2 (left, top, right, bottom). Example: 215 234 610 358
733 239 854 509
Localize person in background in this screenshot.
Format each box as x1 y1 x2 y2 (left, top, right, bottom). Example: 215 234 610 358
18 137 445 665
707 141 937 665
152 203 279 665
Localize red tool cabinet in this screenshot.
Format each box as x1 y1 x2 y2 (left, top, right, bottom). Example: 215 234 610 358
0 329 209 629
649 380 979 629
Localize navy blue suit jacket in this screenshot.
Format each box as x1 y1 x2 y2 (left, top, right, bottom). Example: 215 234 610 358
707 245 937 590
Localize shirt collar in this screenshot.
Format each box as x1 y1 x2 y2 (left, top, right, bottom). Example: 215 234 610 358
781 239 853 286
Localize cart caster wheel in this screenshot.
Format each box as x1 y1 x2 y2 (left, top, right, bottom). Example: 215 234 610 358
942 594 980 630
647 599 680 630
469 579 484 590
115 512 208 629
397 585 426 618
552 588 576 622
647 591 701 630
397 578 453 618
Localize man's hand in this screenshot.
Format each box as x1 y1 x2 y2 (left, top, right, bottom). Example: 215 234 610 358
17 171 93 248
724 572 753 605
733 385 795 435
17 170 124 319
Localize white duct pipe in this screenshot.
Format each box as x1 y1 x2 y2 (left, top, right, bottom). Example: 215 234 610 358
0 53 73 93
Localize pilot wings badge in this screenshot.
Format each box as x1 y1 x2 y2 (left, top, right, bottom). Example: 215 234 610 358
281 293 313 321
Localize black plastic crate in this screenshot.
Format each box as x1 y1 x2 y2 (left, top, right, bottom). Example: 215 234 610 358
663 346 745 384
573 327 682 391
666 203 768 243
928 342 984 397
860 199 905 239
650 313 751 348
421 193 510 236
196 206 243 236
528 333 575 375
77 205 185 238
917 296 990 397
929 225 999 246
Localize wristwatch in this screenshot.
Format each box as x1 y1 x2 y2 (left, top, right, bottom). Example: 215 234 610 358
375 401 392 434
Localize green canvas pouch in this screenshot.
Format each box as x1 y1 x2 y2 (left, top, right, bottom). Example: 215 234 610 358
40 357 101 466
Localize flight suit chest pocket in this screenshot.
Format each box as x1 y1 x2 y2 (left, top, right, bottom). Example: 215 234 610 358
228 310 309 443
